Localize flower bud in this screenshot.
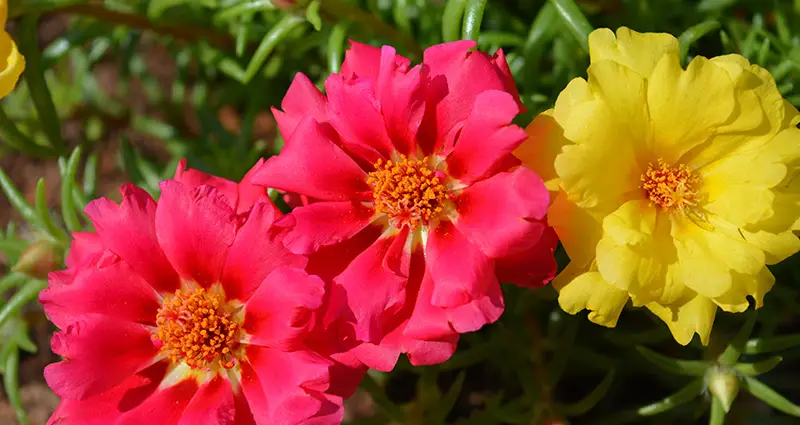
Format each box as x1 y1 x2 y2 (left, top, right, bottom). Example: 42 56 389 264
11 240 62 279
707 366 740 413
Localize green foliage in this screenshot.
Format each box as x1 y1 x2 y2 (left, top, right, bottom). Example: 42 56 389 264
1 1 800 424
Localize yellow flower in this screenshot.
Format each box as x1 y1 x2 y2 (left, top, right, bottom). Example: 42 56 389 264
517 27 800 345
0 0 24 98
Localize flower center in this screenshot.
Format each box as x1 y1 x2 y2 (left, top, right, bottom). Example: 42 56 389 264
155 288 241 370
640 159 699 211
367 155 450 228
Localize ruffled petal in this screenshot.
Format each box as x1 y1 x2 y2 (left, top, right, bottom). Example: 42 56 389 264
588 27 679 78
177 376 235 425
374 45 426 156
557 270 629 327
44 315 159 400
712 267 774 313
114 379 198 425
221 201 307 301
646 295 716 346
0 31 24 99
173 159 239 210
340 41 410 81
40 258 161 329
244 268 324 350
273 73 328 141
65 232 103 268
156 181 237 287
496 225 558 288
85 185 180 293
453 167 549 258
515 112 569 190
445 90 527 184
252 117 371 201
547 191 602 268
280 201 377 255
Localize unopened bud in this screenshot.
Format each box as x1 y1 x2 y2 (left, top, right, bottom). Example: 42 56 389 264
707 366 740 413
11 240 62 279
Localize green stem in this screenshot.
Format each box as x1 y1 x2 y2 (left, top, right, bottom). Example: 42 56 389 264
319 0 422 57
18 15 67 154
243 15 307 83
0 280 47 331
327 21 350 74
3 347 28 425
462 0 488 42
442 0 467 42
549 0 593 53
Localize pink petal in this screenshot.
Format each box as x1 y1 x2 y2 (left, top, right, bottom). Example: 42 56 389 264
280 202 377 255
177 377 235 425
221 201 306 301
328 231 410 343
40 259 160 329
173 159 239 210
426 220 494 308
44 315 159 400
418 41 522 155
115 379 198 425
237 158 272 215
244 268 325 350
305 224 383 282
374 46 426 156
453 167 549 258
496 225 558 288
274 73 328 141
46 362 169 425
404 268 503 340
325 73 396 161
85 185 180 293
155 181 237 287
65 232 103 268
251 117 372 201
349 321 458 370
445 90 527 183
340 41 410 81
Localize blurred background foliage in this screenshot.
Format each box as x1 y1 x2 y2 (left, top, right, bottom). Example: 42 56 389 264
0 0 799 424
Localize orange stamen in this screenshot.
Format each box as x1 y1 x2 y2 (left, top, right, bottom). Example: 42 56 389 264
641 159 699 211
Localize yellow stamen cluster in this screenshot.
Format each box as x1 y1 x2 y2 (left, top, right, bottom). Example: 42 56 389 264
641 159 699 211
155 288 240 370
367 155 450 228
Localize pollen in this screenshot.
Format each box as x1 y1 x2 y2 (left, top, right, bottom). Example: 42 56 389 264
367 155 451 228
155 288 241 370
641 159 699 211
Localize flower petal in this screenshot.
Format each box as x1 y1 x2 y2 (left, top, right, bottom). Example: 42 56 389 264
547 191 602 268
65 232 103 268
281 201 377 255
115 379 198 425
340 41 410 81
252 117 371 202
244 268 325 350
273 73 328 141
85 185 179 293
156 181 237 287
588 27 679 78
40 258 161 329
646 295 717 345
177 376 235 425
44 315 159 400
0 31 24 99
374 45 426 156
496 225 558 288
557 270 629 327
515 112 570 190
453 167 549 258
221 201 307 301
712 267 774 313
173 159 240 210
445 90 527 184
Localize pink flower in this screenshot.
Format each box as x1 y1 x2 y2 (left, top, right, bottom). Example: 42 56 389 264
254 41 557 371
40 160 360 425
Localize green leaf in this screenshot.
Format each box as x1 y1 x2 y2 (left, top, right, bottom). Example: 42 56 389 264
0 274 28 298
719 313 757 365
306 0 323 31
558 368 615 416
0 107 56 157
60 147 83 233
215 0 275 23
2 346 28 425
462 0 488 42
678 20 721 61
637 379 705 416
359 373 405 422
35 179 69 243
0 167 38 225
392 0 412 35
636 346 712 376
734 356 782 376
549 0 593 53
442 0 467 42
744 334 800 354
697 0 736 12
243 15 307 83
327 22 350 74
430 371 467 423
18 14 66 154
741 376 800 416
0 279 47 330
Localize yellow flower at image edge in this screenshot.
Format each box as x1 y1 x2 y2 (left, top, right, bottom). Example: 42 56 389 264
0 0 24 98
516 27 800 345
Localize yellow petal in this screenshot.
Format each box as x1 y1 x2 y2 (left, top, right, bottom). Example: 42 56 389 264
558 270 629 327
741 229 800 265
647 55 736 163
588 27 679 78
0 31 24 99
552 77 594 127
586 59 651 147
548 191 602 268
647 295 716 345
0 0 6 27
516 112 568 189
554 100 642 213
712 268 774 313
